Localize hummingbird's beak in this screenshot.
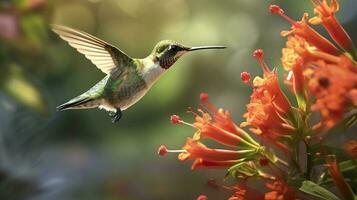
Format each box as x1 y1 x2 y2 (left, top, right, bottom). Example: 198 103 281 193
188 46 226 51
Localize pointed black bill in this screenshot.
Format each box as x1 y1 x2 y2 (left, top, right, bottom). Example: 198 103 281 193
188 46 226 51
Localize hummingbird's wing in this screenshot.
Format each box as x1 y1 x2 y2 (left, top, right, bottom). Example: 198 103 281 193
51 25 133 75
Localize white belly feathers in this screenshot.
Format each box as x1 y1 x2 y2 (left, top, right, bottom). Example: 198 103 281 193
98 57 166 112
141 57 165 86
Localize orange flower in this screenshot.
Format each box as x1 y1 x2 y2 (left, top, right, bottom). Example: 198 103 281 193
228 184 264 200
277 2 357 128
344 140 357 158
270 5 340 56
197 93 245 137
264 180 297 200
191 158 238 170
197 195 208 200
309 0 356 54
306 56 357 128
281 36 311 101
178 138 257 170
241 50 293 144
326 155 355 200
194 123 242 147
188 93 260 149
159 93 262 171
348 89 357 106
179 138 247 162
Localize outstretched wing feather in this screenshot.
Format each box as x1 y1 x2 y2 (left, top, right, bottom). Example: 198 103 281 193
52 24 133 75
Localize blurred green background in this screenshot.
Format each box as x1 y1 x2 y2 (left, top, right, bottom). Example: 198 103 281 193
0 0 356 199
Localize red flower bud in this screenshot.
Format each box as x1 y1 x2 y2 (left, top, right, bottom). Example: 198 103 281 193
170 115 181 124
158 145 168 156
269 5 283 14
240 72 251 83
200 92 209 104
253 49 264 59
259 157 269 166
197 195 208 200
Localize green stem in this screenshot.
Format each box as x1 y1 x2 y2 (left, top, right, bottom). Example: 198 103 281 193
235 125 260 147
277 157 289 167
304 139 312 180
213 125 260 150
347 47 357 62
291 140 301 173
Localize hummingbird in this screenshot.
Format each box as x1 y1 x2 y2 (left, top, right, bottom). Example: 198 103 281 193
52 25 226 123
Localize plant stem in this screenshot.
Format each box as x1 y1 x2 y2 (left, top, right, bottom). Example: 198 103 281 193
304 139 312 180
291 140 301 173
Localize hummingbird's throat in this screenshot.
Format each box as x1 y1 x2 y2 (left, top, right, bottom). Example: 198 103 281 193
159 56 178 69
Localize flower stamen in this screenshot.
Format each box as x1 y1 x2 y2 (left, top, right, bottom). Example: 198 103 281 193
253 49 270 74
158 145 186 156
269 5 296 25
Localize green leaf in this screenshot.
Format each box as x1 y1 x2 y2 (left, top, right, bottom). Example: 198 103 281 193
0 64 48 114
299 180 341 200
323 112 357 138
339 159 357 173
261 148 278 163
296 90 307 113
20 14 47 48
227 160 257 178
344 112 357 129
317 159 357 186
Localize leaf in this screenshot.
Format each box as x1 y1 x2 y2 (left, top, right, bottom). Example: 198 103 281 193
0 64 48 114
227 160 257 178
323 112 357 138
339 159 357 173
343 112 357 129
262 148 278 163
317 159 357 186
20 14 47 48
299 180 341 200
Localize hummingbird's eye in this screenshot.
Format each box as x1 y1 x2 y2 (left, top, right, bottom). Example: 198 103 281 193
169 45 178 51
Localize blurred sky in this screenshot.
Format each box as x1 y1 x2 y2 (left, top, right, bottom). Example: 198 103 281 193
0 0 356 199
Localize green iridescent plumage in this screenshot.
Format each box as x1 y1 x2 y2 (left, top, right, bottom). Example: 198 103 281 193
52 25 226 123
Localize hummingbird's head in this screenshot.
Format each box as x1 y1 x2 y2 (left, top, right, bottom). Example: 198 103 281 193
151 40 226 69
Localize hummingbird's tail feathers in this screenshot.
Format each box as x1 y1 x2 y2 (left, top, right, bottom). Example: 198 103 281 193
56 96 98 111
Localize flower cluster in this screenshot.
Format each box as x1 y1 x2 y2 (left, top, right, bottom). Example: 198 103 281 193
272 1 357 128
159 1 356 199
241 49 294 153
160 93 263 171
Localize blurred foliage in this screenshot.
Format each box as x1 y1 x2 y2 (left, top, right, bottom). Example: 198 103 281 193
0 0 356 199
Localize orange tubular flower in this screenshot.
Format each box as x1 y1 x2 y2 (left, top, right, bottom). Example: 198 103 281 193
228 184 264 200
159 93 262 171
195 123 243 147
179 138 252 162
344 140 357 158
178 138 257 170
275 2 357 128
326 156 355 200
264 180 297 200
281 36 310 108
189 93 260 149
191 158 238 170
241 50 293 146
270 5 340 56
309 0 356 54
306 56 357 128
197 195 208 200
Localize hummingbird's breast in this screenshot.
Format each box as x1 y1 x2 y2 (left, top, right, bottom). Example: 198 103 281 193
105 73 147 110
140 57 166 86
102 57 165 111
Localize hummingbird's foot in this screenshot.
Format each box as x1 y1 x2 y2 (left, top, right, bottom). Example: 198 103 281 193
111 108 122 123
108 111 116 117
